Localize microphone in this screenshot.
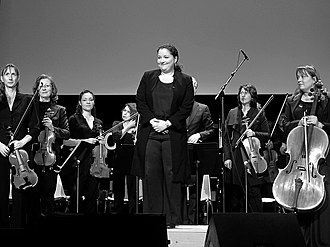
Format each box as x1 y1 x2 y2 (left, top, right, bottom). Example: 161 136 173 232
38 82 44 91
240 49 249 61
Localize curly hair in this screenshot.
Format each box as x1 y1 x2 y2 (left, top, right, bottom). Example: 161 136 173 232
32 74 58 104
122 102 137 115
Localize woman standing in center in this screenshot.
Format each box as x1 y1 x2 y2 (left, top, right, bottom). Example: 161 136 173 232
132 43 194 228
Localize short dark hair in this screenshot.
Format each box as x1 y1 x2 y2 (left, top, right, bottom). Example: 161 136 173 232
122 102 137 115
237 83 258 108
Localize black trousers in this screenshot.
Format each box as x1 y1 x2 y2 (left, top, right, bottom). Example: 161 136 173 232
143 137 182 225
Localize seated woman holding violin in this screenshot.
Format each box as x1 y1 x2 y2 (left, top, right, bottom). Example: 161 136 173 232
222 83 270 213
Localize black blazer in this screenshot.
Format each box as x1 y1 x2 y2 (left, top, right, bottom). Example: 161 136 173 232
34 102 70 163
0 93 39 148
284 93 330 136
132 69 194 182
186 101 215 142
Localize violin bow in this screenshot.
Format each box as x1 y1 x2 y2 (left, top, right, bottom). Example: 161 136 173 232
234 94 274 148
133 113 140 145
9 86 40 143
269 93 289 140
102 112 139 137
58 140 82 170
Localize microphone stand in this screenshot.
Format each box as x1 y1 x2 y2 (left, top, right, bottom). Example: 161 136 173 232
73 147 88 213
133 114 140 214
59 141 86 214
214 54 249 213
9 83 41 142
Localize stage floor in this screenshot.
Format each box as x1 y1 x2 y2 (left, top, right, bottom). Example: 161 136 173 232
167 225 208 247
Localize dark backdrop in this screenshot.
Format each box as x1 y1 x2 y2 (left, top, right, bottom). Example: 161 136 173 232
57 93 287 135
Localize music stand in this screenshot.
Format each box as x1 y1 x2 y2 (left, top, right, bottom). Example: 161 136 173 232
188 142 220 224
113 143 137 213
60 141 88 213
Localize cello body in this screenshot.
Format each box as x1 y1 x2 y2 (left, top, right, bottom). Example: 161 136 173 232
272 125 328 211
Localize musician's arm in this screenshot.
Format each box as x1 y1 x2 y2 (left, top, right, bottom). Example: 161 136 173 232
199 106 216 141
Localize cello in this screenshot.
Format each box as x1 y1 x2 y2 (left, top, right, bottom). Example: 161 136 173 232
272 83 328 211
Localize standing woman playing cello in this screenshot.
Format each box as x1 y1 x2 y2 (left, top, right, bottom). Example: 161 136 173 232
31 74 70 216
223 83 269 213
0 64 39 228
282 65 330 247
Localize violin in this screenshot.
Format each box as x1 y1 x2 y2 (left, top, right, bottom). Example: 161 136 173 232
264 94 289 183
272 82 327 211
90 126 111 178
34 108 56 166
242 121 268 175
263 141 279 182
7 129 38 190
